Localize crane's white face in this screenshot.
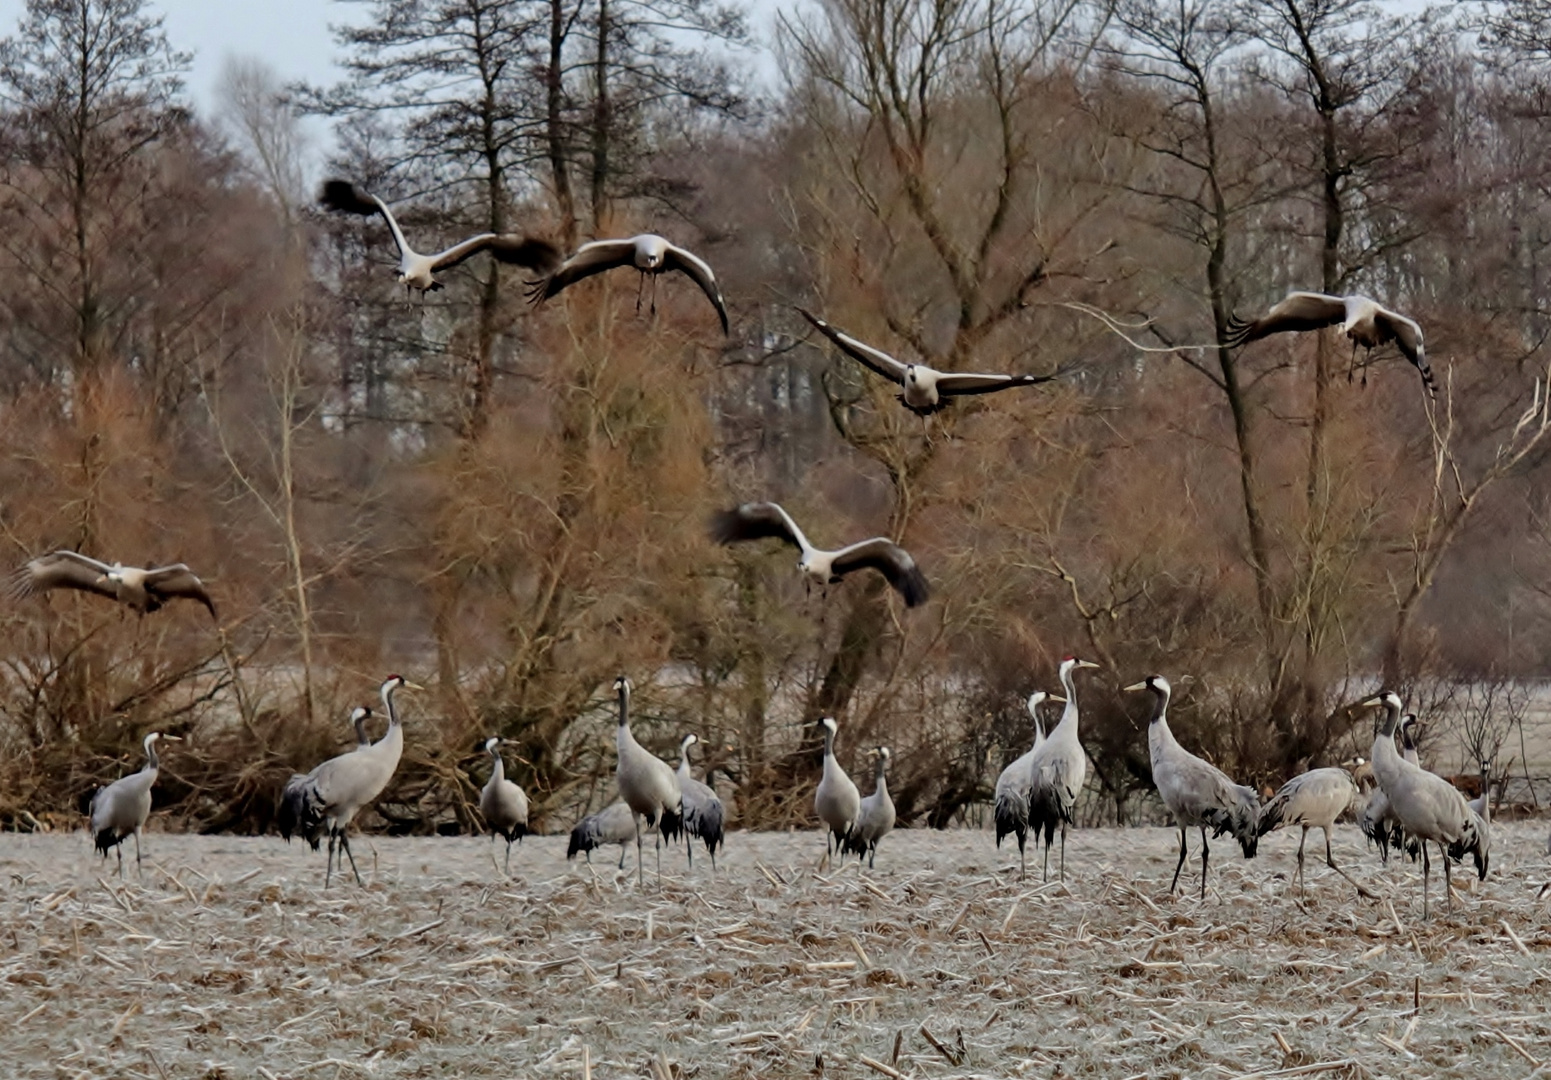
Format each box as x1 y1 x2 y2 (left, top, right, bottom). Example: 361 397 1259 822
905 367 921 387
614 676 631 693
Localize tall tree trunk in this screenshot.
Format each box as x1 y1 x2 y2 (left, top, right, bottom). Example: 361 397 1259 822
590 0 611 231
547 0 577 248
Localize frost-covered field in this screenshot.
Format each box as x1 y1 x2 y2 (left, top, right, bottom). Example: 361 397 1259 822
1 823 1548 1079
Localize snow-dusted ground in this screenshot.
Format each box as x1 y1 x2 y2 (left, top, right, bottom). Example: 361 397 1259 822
1 823 1547 1079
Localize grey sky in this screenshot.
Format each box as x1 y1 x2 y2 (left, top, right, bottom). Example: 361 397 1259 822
0 0 349 115
0 0 784 121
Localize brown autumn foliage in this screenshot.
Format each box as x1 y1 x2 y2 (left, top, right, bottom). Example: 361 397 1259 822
2 0 1551 836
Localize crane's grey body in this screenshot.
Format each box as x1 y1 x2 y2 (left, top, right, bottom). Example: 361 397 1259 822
1256 766 1372 899
994 691 1053 880
612 677 684 885
798 308 1063 416
528 234 730 334
568 801 658 869
1360 716 1421 863
277 676 416 887
1364 692 1487 918
479 737 529 874
710 502 930 608
1129 676 1259 899
1028 658 1099 882
814 716 861 859
1455 761 1491 880
14 550 216 617
320 180 560 295
90 733 174 877
677 734 725 870
844 747 895 869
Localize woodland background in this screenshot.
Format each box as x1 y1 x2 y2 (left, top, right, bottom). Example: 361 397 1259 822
3 0 1551 836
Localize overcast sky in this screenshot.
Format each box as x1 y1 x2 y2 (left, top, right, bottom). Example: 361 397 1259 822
0 0 783 121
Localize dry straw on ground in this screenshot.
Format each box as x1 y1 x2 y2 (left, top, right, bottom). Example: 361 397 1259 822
1 824 1548 1079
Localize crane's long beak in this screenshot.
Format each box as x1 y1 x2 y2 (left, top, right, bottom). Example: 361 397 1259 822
402 680 426 691
1122 682 1147 693
1047 695 1067 704
1077 660 1100 670
161 735 184 743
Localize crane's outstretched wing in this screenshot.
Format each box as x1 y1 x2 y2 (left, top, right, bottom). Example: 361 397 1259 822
1372 307 1436 397
526 239 639 304
661 243 730 334
797 308 909 385
709 502 809 552
1224 292 1347 348
935 370 1062 396
830 538 930 607
319 180 410 259
11 550 118 602
144 564 217 618
428 233 563 274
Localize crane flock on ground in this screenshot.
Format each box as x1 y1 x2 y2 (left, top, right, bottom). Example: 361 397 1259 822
14 180 1505 919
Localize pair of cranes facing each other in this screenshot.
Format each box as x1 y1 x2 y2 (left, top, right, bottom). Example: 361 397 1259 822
993 656 1100 884
814 717 896 870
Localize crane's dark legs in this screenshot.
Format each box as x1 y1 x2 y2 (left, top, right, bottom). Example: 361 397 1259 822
1442 841 1452 913
325 832 336 889
1017 831 1026 882
1059 821 1067 882
339 833 364 887
1296 826 1307 898
1170 827 1188 893
133 830 144 877
1346 339 1359 383
1042 834 1051 882
1421 840 1431 920
868 844 877 870
636 272 645 313
654 831 663 884
115 843 124 880
503 838 513 875
634 814 644 886
616 845 626 870
1199 827 1210 900
1323 827 1376 898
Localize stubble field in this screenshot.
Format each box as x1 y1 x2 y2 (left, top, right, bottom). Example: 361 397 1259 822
1 823 1548 1080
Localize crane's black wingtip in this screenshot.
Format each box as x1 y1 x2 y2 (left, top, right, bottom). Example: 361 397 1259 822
707 507 742 545
900 568 931 608
318 179 378 216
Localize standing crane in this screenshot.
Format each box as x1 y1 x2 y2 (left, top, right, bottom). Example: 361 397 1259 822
676 734 726 870
1362 692 1487 917
1453 759 1492 883
612 676 683 886
568 801 658 870
845 747 896 869
1028 657 1101 882
1126 675 1260 898
814 716 861 863
478 738 529 875
277 675 419 887
90 732 180 877
994 690 1059 881
1359 714 1420 863
1256 766 1374 900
